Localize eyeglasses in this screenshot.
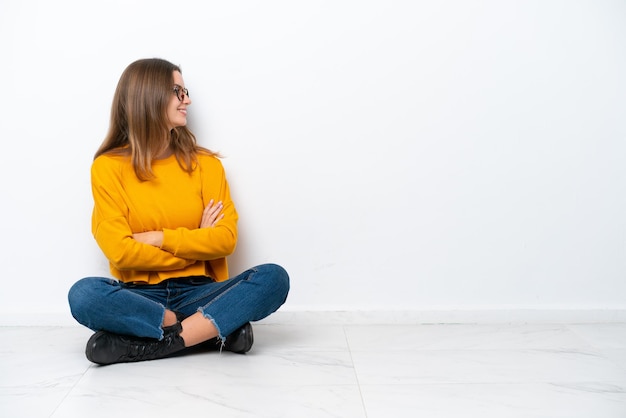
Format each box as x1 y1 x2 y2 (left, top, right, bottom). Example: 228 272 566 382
173 85 189 101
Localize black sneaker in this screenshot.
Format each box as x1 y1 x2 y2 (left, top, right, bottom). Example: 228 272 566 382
224 322 254 354
191 322 254 354
86 323 186 365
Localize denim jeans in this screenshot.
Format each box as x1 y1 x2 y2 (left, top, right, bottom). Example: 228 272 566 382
68 263 289 341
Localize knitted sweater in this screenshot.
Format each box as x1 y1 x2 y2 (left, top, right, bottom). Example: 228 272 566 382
90 151 238 284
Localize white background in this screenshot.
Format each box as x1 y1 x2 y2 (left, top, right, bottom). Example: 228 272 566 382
0 0 624 323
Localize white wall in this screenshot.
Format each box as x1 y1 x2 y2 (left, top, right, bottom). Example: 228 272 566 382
1 0 625 324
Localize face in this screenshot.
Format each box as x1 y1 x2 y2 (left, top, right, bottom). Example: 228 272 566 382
166 71 191 130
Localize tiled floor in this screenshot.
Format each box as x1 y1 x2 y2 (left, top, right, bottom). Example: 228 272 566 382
1 323 626 417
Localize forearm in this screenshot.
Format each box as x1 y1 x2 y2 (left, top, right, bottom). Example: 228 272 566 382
103 238 193 271
95 219 192 271
160 225 237 260
133 231 164 247
153 199 237 260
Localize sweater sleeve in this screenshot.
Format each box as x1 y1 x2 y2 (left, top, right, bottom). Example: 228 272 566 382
160 155 238 260
91 156 194 272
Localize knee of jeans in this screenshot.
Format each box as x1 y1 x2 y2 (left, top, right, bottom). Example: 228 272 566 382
68 277 110 319
68 278 90 318
260 263 290 299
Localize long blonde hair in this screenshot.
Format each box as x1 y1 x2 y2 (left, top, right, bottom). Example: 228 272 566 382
95 58 214 180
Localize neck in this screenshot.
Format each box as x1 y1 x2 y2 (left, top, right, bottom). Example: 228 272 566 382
154 144 173 160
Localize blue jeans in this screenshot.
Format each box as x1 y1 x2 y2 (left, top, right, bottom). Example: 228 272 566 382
68 263 289 341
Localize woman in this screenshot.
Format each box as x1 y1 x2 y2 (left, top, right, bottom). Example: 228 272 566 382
68 58 289 365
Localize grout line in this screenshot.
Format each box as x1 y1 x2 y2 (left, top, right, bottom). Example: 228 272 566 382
48 363 93 417
343 325 370 418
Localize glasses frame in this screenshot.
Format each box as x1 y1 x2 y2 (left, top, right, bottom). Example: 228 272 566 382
173 85 189 102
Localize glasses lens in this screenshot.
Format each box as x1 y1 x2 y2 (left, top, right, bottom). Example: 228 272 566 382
173 85 188 101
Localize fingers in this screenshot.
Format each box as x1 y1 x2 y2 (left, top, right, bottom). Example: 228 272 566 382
212 213 225 227
200 199 224 228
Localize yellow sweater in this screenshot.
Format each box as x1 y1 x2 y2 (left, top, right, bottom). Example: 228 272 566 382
91 151 238 284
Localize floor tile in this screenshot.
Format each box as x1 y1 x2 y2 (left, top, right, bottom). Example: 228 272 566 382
0 386 74 418
598 348 626 372
350 348 626 385
75 349 358 387
0 329 90 383
0 327 92 418
2 323 626 418
253 324 349 352
345 324 593 351
360 382 626 418
52 384 366 418
569 324 626 348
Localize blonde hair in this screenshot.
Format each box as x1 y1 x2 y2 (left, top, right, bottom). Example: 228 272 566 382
95 58 215 180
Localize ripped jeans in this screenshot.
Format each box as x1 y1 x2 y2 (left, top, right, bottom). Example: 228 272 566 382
68 263 289 341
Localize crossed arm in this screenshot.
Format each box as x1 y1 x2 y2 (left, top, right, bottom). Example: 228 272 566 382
133 199 225 248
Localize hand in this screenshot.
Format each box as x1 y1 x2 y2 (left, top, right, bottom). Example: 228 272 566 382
133 231 164 247
200 199 224 228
